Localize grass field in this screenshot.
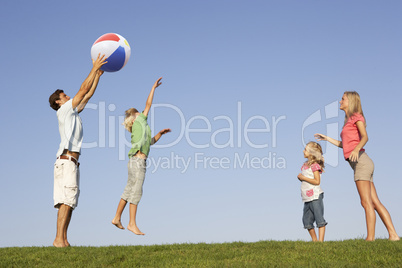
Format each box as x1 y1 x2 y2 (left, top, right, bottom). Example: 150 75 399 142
1 239 401 267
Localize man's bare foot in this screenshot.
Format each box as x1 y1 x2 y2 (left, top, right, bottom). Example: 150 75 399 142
53 240 67 248
127 225 145 235
112 219 125 230
389 235 400 241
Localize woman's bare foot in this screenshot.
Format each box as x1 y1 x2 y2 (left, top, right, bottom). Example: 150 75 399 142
127 224 145 235
389 235 400 241
53 240 67 248
112 219 125 230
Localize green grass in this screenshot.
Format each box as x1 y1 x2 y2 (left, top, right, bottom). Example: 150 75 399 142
1 239 401 267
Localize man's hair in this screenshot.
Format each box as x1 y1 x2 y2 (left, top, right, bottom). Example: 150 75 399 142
49 89 64 111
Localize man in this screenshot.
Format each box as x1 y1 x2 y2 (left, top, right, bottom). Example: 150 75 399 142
48 54 107 247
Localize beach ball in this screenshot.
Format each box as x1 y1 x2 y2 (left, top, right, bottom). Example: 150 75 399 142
91 33 131 72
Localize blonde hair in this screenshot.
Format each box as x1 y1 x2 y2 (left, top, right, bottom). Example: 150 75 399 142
305 141 325 172
123 108 139 132
343 91 366 127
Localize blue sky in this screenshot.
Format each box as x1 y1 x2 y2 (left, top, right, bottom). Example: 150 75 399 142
1 0 401 247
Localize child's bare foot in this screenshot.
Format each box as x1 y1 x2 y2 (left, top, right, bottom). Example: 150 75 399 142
389 235 400 241
127 224 145 235
112 219 125 230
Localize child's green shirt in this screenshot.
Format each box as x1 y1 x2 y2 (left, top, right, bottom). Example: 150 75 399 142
128 113 152 158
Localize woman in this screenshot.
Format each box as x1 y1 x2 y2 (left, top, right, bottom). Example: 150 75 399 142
315 91 399 241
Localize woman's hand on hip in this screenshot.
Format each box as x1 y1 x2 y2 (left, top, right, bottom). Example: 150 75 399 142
349 149 360 162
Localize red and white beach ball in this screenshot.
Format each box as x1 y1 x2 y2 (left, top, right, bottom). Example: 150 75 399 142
91 33 131 72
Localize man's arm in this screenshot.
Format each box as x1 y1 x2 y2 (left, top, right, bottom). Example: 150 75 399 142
77 70 104 113
72 54 107 110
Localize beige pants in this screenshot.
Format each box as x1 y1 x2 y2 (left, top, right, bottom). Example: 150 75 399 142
121 156 147 205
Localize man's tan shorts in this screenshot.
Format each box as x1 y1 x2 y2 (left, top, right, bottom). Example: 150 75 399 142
348 152 374 182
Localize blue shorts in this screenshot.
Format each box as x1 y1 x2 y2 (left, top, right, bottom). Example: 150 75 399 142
303 193 327 229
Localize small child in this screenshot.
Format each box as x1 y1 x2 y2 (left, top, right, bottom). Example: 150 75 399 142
112 77 171 235
297 141 327 242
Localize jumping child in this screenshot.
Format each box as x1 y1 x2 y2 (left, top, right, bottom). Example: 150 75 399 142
112 77 171 235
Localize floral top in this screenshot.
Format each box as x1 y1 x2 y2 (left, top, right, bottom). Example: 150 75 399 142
300 163 323 203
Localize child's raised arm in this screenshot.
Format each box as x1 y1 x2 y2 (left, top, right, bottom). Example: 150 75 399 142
143 77 163 117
